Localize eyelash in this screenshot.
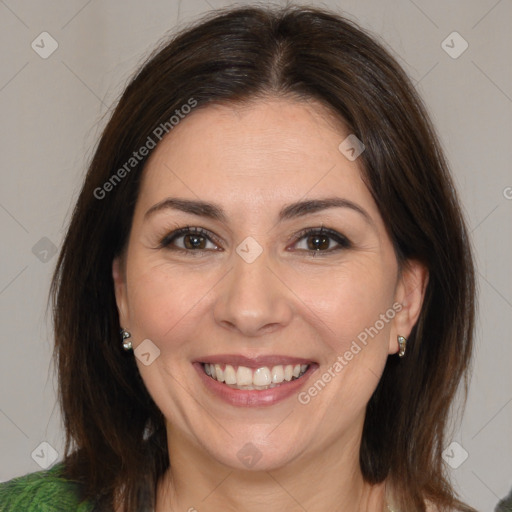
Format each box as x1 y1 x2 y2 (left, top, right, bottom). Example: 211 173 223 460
157 225 351 257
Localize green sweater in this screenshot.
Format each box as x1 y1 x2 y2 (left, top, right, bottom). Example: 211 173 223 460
2 463 511 512
0 463 93 511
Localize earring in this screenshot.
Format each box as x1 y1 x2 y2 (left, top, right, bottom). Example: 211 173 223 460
397 335 407 357
121 329 132 351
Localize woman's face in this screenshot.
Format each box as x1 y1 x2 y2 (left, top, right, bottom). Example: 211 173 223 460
113 97 425 471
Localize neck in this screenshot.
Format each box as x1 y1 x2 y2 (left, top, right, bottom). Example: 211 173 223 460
155 423 387 512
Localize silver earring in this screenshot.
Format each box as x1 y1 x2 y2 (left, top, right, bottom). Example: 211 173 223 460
121 329 132 351
397 335 407 357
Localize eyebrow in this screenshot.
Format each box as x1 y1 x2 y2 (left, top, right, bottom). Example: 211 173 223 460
144 197 374 226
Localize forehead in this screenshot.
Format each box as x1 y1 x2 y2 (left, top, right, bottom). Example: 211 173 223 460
136 97 380 223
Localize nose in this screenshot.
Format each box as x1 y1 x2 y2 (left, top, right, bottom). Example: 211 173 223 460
213 247 294 338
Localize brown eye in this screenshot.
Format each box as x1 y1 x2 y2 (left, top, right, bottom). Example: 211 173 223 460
182 233 207 250
291 227 351 254
159 227 220 253
305 233 331 251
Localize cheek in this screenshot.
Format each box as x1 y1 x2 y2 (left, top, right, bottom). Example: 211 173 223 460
124 244 397 361
124 258 226 350
125 260 214 346
290 262 397 444
295 258 397 351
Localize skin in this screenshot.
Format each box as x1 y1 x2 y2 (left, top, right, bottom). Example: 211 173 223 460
113 97 428 512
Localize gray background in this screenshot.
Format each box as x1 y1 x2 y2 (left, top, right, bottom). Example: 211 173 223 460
0 1 511 510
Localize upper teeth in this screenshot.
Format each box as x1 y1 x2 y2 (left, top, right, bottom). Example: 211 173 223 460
203 363 308 387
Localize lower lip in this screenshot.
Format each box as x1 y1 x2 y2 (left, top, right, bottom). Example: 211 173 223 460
193 362 318 407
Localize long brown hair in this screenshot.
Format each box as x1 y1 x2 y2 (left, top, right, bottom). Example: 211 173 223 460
51 5 476 511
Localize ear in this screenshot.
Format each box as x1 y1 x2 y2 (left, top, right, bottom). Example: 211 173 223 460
389 259 429 355
112 256 130 328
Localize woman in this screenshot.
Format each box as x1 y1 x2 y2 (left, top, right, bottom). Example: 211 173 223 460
0 5 477 511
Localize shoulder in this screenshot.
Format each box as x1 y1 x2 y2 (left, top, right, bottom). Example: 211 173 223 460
496 487 512 512
0 463 94 511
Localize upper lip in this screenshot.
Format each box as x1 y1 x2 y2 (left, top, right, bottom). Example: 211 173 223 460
196 354 316 368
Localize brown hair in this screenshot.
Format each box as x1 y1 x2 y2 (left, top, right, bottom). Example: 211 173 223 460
51 5 476 511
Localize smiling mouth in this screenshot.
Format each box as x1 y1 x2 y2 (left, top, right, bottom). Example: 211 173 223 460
201 362 310 390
